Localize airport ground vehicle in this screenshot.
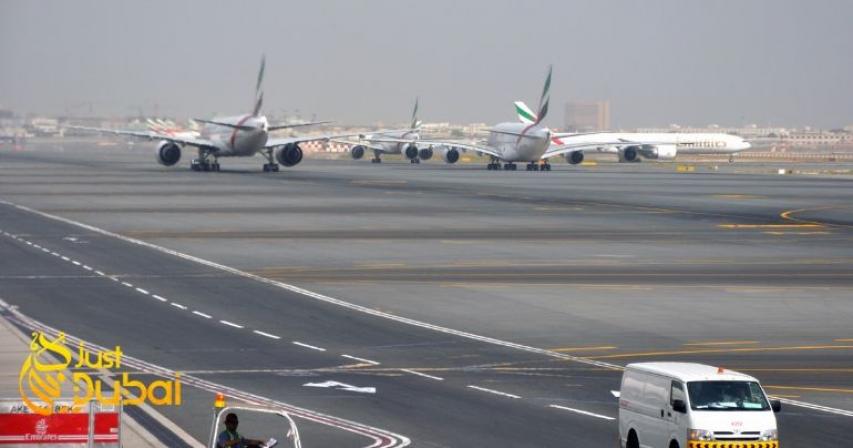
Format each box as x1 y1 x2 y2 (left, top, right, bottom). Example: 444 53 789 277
618 362 780 448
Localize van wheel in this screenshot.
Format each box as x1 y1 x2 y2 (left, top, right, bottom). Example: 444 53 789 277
626 430 639 448
669 441 680 448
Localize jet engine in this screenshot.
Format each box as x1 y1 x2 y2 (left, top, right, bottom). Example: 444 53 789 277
156 141 181 166
640 144 677 160
418 147 433 160
350 145 366 160
275 143 303 167
622 144 678 162
565 151 584 165
403 144 419 160
442 146 460 164
622 146 640 162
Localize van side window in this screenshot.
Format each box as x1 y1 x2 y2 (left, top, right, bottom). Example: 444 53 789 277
670 381 685 405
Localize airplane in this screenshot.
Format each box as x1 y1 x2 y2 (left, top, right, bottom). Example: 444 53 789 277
367 66 641 171
337 99 461 165
513 101 752 164
68 56 338 172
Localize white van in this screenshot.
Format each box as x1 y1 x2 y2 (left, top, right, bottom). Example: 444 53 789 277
618 362 780 448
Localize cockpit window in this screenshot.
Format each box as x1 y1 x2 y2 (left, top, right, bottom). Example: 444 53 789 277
687 381 770 411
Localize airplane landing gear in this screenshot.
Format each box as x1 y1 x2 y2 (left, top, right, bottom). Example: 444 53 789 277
371 157 382 163
526 162 540 171
410 158 420 164
190 149 219 172
262 149 280 172
487 162 501 170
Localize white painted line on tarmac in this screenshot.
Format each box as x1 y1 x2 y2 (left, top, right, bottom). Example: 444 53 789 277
51 252 60 256
61 256 70 261
220 320 244 329
72 260 81 266
192 310 212 319
121 281 133 288
401 369 443 381
341 354 380 366
467 385 521 399
94 270 105 276
25 241 32 245
135 287 149 295
151 294 168 303
293 341 326 352
779 398 853 418
170 302 187 310
253 330 281 340
83 265 93 271
549 404 615 421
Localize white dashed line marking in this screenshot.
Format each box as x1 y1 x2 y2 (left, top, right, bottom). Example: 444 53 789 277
51 252 60 256
41 248 50 253
135 288 149 295
220 320 244 329
61 256 70 261
170 302 187 310
467 385 521 399
151 294 168 303
292 341 326 352
401 369 444 381
72 261 81 266
110 277 120 282
82 265 93 271
25 241 32 246
549 404 615 421
94 270 105 276
341 354 380 366
253 330 281 340
121 281 133 288
192 310 212 319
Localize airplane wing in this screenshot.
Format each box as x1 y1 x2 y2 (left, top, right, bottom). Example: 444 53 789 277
328 139 388 152
366 137 503 159
263 129 417 149
267 121 334 132
542 138 669 159
66 125 215 149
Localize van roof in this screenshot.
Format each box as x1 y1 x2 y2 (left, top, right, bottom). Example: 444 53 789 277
626 362 758 383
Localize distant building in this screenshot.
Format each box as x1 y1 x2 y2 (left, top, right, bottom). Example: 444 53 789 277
564 101 610 132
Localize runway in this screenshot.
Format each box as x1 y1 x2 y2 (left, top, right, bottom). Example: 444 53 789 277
1 142 852 447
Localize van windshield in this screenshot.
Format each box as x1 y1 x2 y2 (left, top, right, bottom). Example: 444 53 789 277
687 381 770 411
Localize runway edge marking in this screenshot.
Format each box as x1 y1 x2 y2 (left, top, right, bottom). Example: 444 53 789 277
4 200 851 419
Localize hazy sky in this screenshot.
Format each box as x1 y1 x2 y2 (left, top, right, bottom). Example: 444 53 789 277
2 0 851 128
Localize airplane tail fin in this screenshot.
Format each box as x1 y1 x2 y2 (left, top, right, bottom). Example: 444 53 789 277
516 65 552 144
534 65 552 125
252 54 266 117
514 101 537 124
410 97 421 130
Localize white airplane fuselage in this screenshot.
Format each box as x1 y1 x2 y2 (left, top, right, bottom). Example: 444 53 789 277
487 122 551 162
199 115 269 157
555 132 751 155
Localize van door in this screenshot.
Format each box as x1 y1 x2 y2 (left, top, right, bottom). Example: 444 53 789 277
666 381 687 447
642 375 669 447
